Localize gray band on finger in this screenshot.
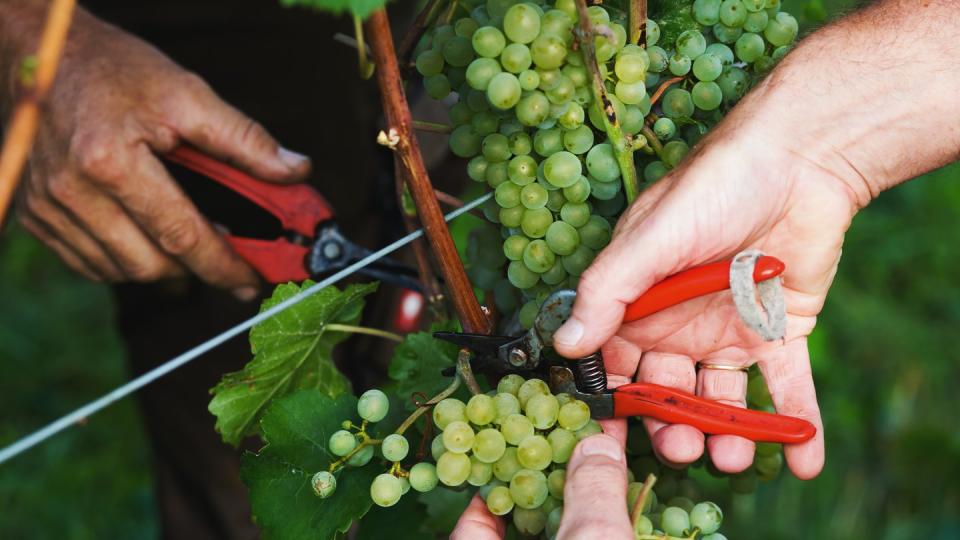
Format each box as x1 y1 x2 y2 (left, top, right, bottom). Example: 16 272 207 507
730 249 786 341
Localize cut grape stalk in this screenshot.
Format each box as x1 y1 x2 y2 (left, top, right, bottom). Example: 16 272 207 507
437 253 816 444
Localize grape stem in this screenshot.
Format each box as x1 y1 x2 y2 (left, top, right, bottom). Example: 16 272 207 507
0 0 76 226
649 76 685 106
352 14 375 79
641 125 665 159
366 8 492 335
456 348 482 395
393 369 463 436
572 0 641 204
328 433 384 473
324 324 403 343
630 473 657 529
629 0 647 47
412 120 453 133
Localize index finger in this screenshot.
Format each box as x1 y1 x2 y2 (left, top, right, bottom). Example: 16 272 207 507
103 144 260 290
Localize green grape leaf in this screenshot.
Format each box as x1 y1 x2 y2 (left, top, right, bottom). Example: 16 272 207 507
387 331 459 410
418 487 474 534
241 390 380 540
209 281 378 446
652 0 700 45
279 0 386 19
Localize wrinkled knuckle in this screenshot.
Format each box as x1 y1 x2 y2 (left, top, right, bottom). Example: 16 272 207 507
157 218 200 256
45 174 77 206
123 260 166 282
73 134 120 181
237 118 276 153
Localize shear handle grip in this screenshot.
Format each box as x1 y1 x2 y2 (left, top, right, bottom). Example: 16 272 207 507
167 145 332 238
612 382 816 444
623 256 785 323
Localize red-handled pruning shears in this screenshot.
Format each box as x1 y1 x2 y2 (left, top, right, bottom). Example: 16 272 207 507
437 256 816 445
163 146 422 291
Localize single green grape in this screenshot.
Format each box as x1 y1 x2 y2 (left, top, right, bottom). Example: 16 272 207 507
329 429 357 457
437 451 471 486
455 17 478 38
311 471 336 498
503 234 530 261
574 418 603 440
614 80 647 105
585 143 620 183
653 117 676 140
627 482 658 514
448 124 481 158
415 49 444 78
549 428 577 463
744 9 769 32
716 66 749 103
486 485 515 515
579 215 612 250
662 140 691 168
499 204 523 228
533 127 563 157
520 183 549 209
561 176 591 203
542 151 582 188
468 455 494 486
493 447 523 482
561 244 595 276
522 239 556 273
432 398 467 429
520 207 553 238
487 72 522 110
546 188 567 211
562 125 594 155
442 420 476 453
720 0 748 27
646 45 668 72
693 0 722 25
503 3 541 44
755 441 781 457
510 468 549 509
661 506 692 536
482 133 511 162
735 32 765 62
764 12 798 46
370 473 403 507
755 451 784 480
508 260 540 289
442 36 474 67
500 413 535 445
381 433 409 462
467 155 488 183
347 444 374 467
668 53 692 76
358 389 389 422
409 462 438 492
614 50 649 83
495 180 521 208
430 434 445 461
465 57 502 90
547 468 566 499
515 506 549 535
472 26 506 58
471 111 499 136
557 400 591 431
692 81 723 110
473 428 507 463
544 221 579 256
508 131 532 155
546 76 576 105
524 393 560 429
693 53 723 81
423 74 450 100
662 88 695 119
690 501 723 534
646 18 661 45
676 30 707 58
541 8 573 38
668 496 696 513
634 515 654 536
508 155 538 186
557 102 585 130
466 394 497 425
644 160 669 182
494 392 522 423
497 374 525 396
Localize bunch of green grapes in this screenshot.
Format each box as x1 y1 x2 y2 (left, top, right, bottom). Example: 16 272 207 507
414 0 798 326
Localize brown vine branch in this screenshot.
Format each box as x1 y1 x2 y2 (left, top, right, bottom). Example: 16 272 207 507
629 0 647 46
433 189 463 208
0 0 76 227
366 9 491 335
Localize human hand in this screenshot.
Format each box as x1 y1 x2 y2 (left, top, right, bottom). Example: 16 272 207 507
3 6 310 296
452 434 634 540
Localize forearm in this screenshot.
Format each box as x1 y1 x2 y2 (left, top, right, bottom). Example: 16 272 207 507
743 0 960 207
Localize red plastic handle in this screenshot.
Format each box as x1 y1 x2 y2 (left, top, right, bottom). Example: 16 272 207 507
612 382 816 444
623 256 785 323
166 145 333 237
226 237 311 283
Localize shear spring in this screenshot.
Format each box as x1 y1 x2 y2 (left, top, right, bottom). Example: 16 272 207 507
573 354 607 394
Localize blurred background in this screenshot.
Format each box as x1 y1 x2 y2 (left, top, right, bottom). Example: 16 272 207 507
1 0 958 538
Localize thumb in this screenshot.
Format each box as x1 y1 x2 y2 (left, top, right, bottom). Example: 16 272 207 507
557 434 633 540
172 76 312 182
553 181 688 358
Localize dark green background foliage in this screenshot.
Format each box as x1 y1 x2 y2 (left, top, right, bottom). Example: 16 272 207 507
1 0 959 538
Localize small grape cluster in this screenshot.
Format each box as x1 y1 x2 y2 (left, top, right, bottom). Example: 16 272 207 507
415 0 798 327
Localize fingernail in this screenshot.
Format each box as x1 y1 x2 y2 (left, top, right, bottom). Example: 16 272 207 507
233 286 259 302
278 147 309 171
579 435 623 462
553 318 584 348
